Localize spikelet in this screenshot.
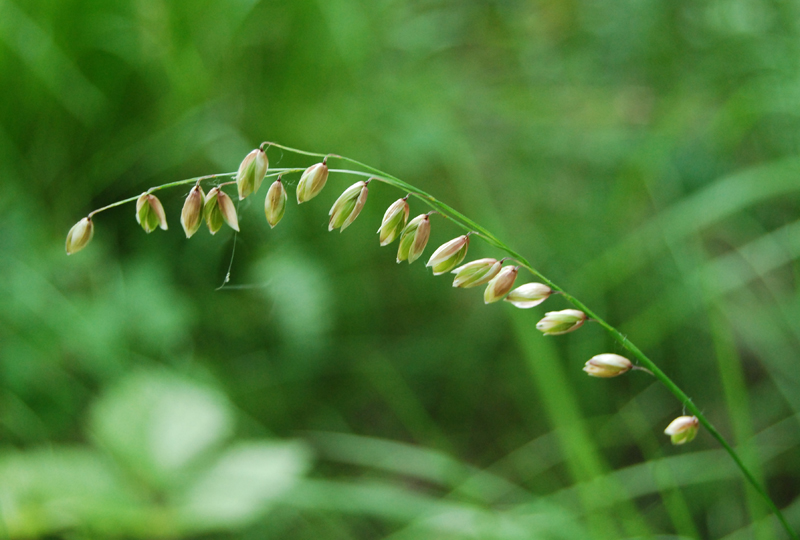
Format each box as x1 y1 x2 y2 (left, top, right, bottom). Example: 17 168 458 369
181 185 205 238
203 187 239 234
135 193 168 233
236 148 269 200
265 178 288 228
65 217 94 255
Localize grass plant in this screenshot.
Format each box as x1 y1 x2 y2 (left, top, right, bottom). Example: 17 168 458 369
66 142 798 539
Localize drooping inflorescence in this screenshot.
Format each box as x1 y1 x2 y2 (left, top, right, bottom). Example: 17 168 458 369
61 144 673 421
63 145 659 402
63 141 800 538
60 145 675 426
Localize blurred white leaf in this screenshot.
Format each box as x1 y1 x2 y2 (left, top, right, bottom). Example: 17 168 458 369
89 370 234 488
178 441 311 531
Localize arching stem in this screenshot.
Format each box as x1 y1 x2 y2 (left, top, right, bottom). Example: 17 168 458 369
79 143 797 540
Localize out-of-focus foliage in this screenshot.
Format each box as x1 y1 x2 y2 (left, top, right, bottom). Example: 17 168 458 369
0 0 799 538
0 370 309 536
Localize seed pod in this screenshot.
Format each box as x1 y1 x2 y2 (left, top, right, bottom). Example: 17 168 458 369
236 148 268 200
426 235 469 275
396 214 430 263
451 258 501 288
377 198 410 246
264 178 287 228
536 309 587 335
65 217 94 255
664 416 699 445
203 187 239 235
136 193 168 233
181 185 205 238
329 181 369 232
583 354 632 378
296 160 329 204
484 266 518 303
504 283 552 309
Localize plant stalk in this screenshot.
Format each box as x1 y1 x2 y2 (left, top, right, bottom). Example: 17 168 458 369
81 143 796 539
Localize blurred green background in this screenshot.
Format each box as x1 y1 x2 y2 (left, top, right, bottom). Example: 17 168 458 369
1 0 799 537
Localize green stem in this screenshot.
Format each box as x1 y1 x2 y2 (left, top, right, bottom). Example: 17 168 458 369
86 170 307 217
266 142 515 251
88 172 234 217
80 143 796 539
266 141 796 540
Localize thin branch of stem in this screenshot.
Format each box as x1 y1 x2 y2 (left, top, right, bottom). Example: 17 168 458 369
80 143 796 539
86 170 306 218
630 365 654 376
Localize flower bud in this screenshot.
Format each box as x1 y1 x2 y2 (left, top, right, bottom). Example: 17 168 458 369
203 187 239 234
264 178 287 228
296 160 329 203
396 214 430 263
536 309 587 335
504 283 552 309
329 181 368 232
451 258 501 288
377 198 410 246
65 217 94 255
664 416 699 445
236 148 269 200
426 235 469 275
583 354 632 378
484 266 518 303
181 185 205 238
136 193 168 233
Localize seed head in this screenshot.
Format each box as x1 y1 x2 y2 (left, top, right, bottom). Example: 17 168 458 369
504 283 552 309
536 309 587 335
583 354 632 378
664 416 699 445
451 258 501 288
136 193 168 233
296 161 329 204
181 185 205 238
426 235 470 275
236 148 269 200
484 266 518 303
264 178 288 228
203 187 239 234
377 198 410 246
65 217 94 255
397 214 430 263
329 181 369 232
